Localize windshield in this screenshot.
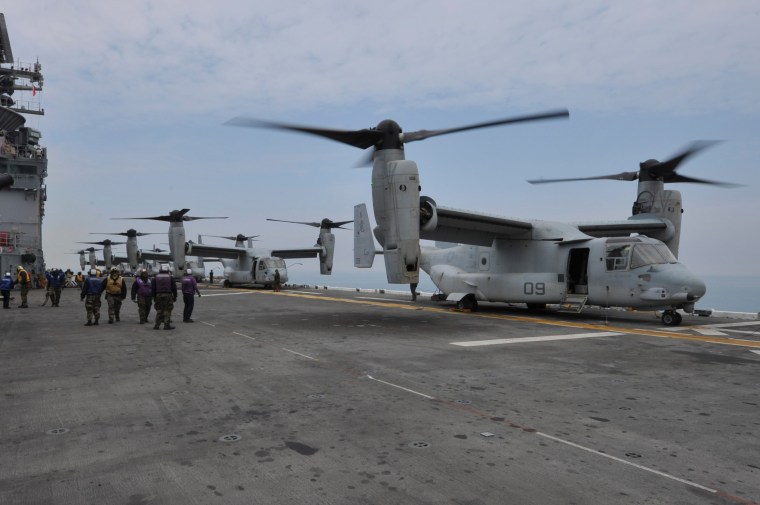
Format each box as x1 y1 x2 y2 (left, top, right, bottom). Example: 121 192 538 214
630 243 677 269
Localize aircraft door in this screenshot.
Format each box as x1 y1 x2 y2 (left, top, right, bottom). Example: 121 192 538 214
252 259 258 282
567 248 589 295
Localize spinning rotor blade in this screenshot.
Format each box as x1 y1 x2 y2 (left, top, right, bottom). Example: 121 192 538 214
401 109 570 143
90 231 160 237
226 109 569 153
529 141 739 187
112 209 228 222
642 141 738 186
77 240 126 246
205 234 260 241
528 172 639 184
225 118 383 149
267 218 353 230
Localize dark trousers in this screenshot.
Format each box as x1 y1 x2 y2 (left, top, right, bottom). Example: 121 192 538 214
182 293 194 321
1 290 9 308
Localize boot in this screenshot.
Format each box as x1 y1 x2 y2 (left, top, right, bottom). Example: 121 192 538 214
164 324 176 330
84 321 92 326
115 315 120 322
94 319 99 325
108 319 113 324
153 324 160 330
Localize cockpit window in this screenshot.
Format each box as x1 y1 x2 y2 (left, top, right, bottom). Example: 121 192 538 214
630 243 677 269
262 258 286 269
605 244 631 271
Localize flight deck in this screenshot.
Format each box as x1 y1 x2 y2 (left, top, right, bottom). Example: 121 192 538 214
1 284 758 505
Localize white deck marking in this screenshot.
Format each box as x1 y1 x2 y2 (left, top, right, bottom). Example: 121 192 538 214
282 348 317 360
200 321 216 327
366 375 436 399
536 432 717 493
232 331 255 340
451 332 623 347
750 350 760 356
286 290 325 295
724 329 760 335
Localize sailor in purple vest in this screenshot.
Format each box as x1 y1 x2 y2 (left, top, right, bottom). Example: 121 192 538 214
181 269 201 322
151 264 177 330
130 269 153 324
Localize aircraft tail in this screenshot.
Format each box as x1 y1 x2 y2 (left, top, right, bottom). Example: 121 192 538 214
354 203 377 268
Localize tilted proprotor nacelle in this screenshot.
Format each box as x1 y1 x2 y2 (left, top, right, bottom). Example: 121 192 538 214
227 111 569 284
529 141 737 259
266 217 352 276
112 209 227 277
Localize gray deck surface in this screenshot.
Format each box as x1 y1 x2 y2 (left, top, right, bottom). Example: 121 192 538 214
1 284 759 505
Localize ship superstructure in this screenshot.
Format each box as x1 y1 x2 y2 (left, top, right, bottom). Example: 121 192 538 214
0 13 46 278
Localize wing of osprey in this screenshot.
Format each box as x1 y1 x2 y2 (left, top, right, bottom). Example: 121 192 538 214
574 216 669 238
183 243 247 260
421 205 592 246
269 247 323 260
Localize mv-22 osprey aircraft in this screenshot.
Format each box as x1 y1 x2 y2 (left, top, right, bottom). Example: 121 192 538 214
229 111 735 326
185 218 351 287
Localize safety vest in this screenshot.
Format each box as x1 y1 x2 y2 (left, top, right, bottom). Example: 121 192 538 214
17 269 29 285
105 276 124 295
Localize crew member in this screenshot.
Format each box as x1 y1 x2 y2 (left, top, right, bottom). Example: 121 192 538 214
181 268 201 322
80 268 105 326
16 265 30 308
273 269 281 292
152 264 177 330
104 267 127 323
45 268 66 307
130 269 153 324
0 272 14 309
74 271 84 286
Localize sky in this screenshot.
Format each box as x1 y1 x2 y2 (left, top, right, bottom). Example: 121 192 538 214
2 1 759 291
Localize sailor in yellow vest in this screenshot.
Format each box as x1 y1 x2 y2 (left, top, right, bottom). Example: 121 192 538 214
104 267 127 323
16 266 31 308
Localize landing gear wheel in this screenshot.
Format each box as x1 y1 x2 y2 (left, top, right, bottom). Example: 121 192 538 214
223 279 230 288
662 310 682 326
456 295 478 312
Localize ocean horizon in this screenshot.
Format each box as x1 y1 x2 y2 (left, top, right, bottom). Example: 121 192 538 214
283 268 760 314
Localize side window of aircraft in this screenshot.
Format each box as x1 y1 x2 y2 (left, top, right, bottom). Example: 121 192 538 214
259 262 266 270
605 245 631 271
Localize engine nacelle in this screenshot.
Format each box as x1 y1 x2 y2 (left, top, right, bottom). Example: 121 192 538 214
419 195 438 232
126 237 139 270
379 160 420 284
318 228 335 275
168 223 186 276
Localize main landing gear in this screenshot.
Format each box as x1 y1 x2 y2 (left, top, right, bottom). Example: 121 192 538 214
456 294 479 312
661 310 682 326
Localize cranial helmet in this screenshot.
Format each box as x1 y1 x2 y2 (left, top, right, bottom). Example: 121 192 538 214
110 267 119 273
17 265 23 271
4 272 9 277
160 264 170 272
90 269 97 276
186 268 192 275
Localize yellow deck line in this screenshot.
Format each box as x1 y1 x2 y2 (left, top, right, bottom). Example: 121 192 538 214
259 290 760 348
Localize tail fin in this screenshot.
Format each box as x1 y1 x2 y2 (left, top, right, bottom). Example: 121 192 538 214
354 204 376 268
